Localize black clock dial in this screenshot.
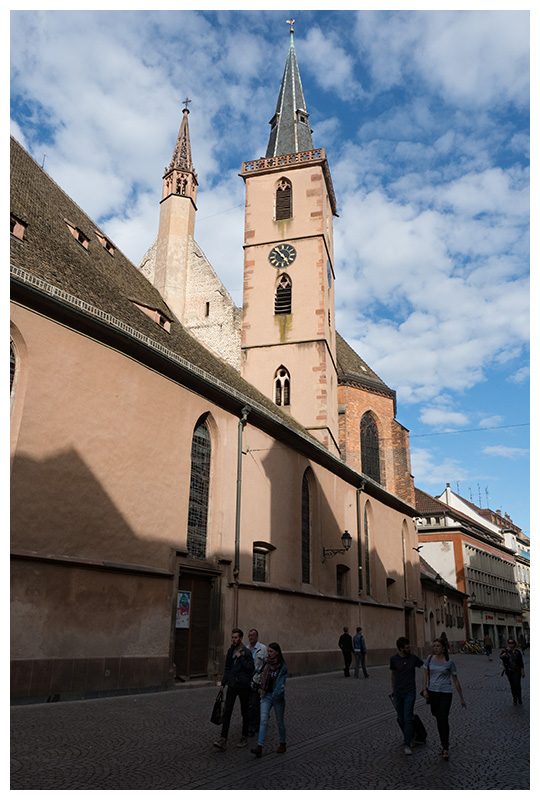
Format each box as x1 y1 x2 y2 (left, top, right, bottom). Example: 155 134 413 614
268 243 297 268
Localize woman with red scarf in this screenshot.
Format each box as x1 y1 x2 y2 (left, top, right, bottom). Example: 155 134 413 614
250 642 288 757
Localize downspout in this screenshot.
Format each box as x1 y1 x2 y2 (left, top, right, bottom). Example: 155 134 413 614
233 405 251 627
356 480 366 626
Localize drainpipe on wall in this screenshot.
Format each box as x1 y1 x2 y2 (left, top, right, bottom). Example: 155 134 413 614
233 405 251 627
356 480 366 626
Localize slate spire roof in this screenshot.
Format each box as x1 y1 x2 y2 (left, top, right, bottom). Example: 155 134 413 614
265 23 315 158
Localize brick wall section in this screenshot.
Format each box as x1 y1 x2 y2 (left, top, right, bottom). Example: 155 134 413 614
337 382 414 505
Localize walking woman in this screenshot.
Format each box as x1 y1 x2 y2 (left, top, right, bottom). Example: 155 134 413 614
250 642 287 757
421 638 466 760
500 637 525 704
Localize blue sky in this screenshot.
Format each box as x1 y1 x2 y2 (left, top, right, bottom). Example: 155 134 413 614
10 6 530 535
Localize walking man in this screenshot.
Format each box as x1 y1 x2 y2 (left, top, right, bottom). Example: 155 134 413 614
246 628 267 737
213 628 254 750
390 636 424 755
353 626 369 678
338 626 354 677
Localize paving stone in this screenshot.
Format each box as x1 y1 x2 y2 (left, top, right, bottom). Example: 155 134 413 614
10 652 529 790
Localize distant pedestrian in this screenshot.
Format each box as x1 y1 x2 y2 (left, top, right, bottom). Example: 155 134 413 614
338 627 354 677
483 633 493 661
250 642 287 757
353 627 369 678
246 628 267 736
390 636 424 755
213 628 254 751
500 638 525 705
421 638 466 760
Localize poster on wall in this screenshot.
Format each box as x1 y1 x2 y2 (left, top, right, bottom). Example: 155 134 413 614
176 591 191 629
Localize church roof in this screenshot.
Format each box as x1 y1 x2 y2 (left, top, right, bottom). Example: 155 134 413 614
265 25 315 158
335 332 396 402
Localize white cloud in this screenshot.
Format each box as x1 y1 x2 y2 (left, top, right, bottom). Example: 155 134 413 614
418 407 469 429
298 27 364 101
411 447 468 486
478 416 505 429
507 366 530 384
482 445 529 459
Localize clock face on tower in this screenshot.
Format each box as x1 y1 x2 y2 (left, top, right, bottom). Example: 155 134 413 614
268 243 297 268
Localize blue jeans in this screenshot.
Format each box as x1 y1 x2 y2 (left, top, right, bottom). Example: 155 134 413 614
354 652 368 678
258 693 286 747
394 691 415 747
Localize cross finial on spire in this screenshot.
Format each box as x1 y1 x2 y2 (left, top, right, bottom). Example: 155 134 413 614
182 97 192 112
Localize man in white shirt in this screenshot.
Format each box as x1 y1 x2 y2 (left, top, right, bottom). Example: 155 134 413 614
246 628 268 737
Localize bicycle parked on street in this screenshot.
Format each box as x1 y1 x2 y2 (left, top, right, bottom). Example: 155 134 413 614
460 638 486 655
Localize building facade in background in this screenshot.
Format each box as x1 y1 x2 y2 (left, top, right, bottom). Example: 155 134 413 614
415 487 523 647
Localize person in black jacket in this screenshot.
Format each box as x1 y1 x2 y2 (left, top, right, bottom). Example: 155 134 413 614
500 638 525 704
338 627 354 677
213 628 254 750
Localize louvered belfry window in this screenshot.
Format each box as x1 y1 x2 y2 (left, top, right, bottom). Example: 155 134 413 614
301 471 311 583
275 274 292 314
276 178 292 220
187 421 211 560
360 412 381 484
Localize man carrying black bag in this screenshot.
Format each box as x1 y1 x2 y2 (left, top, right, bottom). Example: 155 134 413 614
390 636 426 755
213 628 254 751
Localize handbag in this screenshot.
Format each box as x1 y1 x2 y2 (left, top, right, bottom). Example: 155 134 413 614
210 689 225 725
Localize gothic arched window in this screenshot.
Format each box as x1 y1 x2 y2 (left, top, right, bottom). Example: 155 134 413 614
187 420 211 560
274 274 292 315
360 412 381 484
276 178 292 220
274 366 290 407
301 470 311 583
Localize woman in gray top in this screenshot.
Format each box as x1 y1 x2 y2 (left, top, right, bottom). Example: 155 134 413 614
421 638 466 760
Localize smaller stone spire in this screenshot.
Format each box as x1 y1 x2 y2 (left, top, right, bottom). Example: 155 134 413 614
162 99 198 202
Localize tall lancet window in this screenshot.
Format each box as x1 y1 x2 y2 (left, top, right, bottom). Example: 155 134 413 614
276 178 292 220
301 470 312 583
187 420 211 560
274 366 290 407
274 274 292 315
360 412 381 484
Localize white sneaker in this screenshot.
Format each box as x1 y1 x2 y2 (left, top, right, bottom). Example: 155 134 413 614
404 746 413 755
237 736 248 748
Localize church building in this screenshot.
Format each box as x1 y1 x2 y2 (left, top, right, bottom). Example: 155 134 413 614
10 25 424 702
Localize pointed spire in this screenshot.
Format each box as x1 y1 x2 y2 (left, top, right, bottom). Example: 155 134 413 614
168 98 195 174
162 99 198 203
266 21 315 158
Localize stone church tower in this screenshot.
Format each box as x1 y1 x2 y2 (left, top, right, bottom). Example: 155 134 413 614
140 102 242 370
239 23 340 455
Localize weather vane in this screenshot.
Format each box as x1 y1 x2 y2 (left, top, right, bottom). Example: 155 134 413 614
286 18 295 33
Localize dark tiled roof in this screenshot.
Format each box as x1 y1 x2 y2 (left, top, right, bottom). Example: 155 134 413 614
9 136 319 444
335 332 395 398
415 487 504 546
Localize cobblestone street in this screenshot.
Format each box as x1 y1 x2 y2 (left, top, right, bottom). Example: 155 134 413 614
11 652 529 791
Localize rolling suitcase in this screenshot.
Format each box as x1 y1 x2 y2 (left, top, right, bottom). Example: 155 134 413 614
390 695 427 743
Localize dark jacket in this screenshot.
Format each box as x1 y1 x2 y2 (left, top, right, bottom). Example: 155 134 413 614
339 633 354 653
222 645 254 688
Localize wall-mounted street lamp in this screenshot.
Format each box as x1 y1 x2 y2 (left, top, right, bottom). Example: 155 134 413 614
322 530 353 563
468 592 477 605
